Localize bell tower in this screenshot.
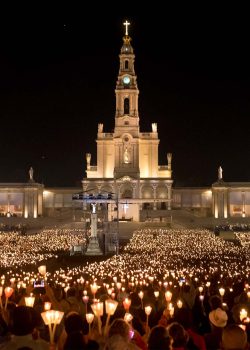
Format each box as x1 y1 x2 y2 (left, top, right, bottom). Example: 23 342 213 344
114 21 140 179
114 20 140 138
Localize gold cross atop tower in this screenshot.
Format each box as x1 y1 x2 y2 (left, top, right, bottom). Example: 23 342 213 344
123 20 130 36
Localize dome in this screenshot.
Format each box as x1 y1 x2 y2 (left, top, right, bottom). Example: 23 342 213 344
121 35 134 54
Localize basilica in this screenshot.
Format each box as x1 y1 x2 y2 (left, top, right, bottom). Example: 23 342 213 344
0 22 249 220
82 21 173 221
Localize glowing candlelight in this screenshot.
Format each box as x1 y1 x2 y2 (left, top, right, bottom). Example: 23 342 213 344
38 265 46 276
154 291 159 298
86 313 94 334
198 286 203 293
44 302 51 311
25 296 35 308
90 283 98 299
240 308 248 322
124 312 133 323
169 303 175 317
91 302 103 335
105 299 118 335
145 305 152 316
165 291 172 303
41 310 64 345
145 305 152 334
177 300 183 308
123 298 131 311
138 291 144 309
4 287 14 310
219 287 225 297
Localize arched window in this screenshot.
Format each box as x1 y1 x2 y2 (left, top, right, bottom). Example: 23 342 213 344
125 60 129 69
124 98 129 114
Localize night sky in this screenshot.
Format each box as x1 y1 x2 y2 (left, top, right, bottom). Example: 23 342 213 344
0 6 249 187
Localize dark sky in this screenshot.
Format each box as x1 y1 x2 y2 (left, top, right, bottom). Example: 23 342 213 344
0 6 249 187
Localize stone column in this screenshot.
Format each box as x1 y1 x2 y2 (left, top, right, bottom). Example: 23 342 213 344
85 204 102 256
82 184 88 210
153 184 157 210
223 190 228 219
33 190 38 218
167 184 172 210
214 192 218 219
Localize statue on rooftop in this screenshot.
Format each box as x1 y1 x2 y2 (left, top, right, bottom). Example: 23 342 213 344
29 167 34 181
218 166 223 181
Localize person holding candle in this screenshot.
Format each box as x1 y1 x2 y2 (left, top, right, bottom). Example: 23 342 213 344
2 306 50 349
105 318 140 349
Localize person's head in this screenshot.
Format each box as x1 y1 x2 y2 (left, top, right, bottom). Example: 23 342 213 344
64 331 86 350
221 324 247 350
209 294 223 310
10 306 36 336
108 318 130 341
132 316 145 336
209 308 228 329
167 322 187 347
67 287 77 298
148 325 171 350
174 308 193 330
65 312 84 335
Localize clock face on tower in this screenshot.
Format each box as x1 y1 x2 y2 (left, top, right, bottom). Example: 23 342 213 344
123 76 131 85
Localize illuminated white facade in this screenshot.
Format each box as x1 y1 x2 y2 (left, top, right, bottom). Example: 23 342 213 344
82 26 173 221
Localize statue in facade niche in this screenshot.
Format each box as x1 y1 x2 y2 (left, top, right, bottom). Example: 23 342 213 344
124 147 130 164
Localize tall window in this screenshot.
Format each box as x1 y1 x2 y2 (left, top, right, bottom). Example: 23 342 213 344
125 60 129 69
124 98 129 114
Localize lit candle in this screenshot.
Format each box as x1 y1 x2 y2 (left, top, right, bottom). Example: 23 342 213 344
44 302 51 311
165 291 172 303
240 308 248 322
41 310 64 345
38 265 46 276
123 298 131 311
219 287 225 297
25 296 35 308
138 291 144 309
154 291 159 298
104 299 118 335
177 300 183 308
145 306 152 334
91 302 103 335
124 312 133 323
86 313 94 334
90 283 98 298
4 287 14 310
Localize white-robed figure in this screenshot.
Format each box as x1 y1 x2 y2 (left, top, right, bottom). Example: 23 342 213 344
218 166 223 181
29 167 34 181
124 147 130 164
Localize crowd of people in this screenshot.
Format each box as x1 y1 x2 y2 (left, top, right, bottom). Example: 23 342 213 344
0 229 87 268
215 223 250 232
0 227 250 349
